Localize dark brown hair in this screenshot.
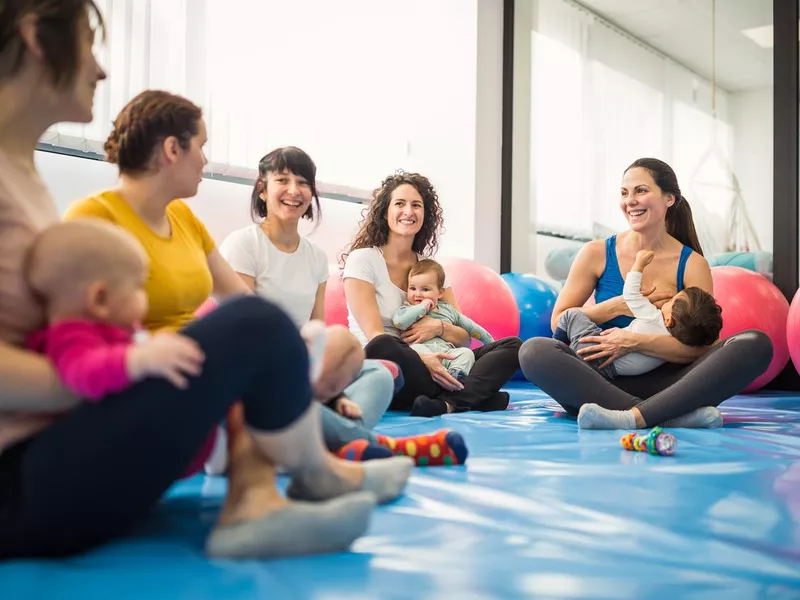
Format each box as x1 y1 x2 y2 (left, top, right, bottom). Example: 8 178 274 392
669 287 722 346
0 0 104 88
409 258 445 288
625 158 704 256
251 146 321 222
104 90 202 174
341 171 444 266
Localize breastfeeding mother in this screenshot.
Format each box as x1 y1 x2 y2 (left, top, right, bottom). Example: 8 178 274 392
519 158 772 430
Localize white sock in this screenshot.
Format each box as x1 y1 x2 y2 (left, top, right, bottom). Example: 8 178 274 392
577 403 637 430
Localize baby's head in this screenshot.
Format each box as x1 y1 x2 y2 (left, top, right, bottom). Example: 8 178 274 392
313 325 365 401
26 219 149 328
407 259 445 306
661 287 723 346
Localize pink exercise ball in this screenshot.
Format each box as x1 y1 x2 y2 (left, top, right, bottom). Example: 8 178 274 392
437 257 520 347
324 273 349 327
711 266 789 392
786 289 800 376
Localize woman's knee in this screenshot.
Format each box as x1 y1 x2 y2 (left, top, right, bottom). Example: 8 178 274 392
498 336 523 350
518 337 567 381
198 295 296 339
188 295 307 372
365 334 405 359
724 329 774 370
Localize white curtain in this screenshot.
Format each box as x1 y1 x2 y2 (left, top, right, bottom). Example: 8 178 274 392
42 0 456 194
528 0 742 255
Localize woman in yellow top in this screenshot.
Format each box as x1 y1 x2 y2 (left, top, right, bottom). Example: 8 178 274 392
0 10 410 559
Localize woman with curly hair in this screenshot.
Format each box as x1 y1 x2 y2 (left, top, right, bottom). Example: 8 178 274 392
342 172 522 416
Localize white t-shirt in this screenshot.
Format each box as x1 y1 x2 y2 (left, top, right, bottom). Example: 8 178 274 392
342 247 448 345
220 224 329 328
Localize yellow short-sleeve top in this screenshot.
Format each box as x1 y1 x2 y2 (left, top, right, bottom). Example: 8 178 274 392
64 190 215 332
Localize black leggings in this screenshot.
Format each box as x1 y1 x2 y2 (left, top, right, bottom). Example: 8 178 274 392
365 335 522 411
519 330 773 425
0 295 311 559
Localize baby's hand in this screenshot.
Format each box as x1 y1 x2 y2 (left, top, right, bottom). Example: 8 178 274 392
128 331 205 389
422 298 435 311
335 396 363 420
633 250 655 271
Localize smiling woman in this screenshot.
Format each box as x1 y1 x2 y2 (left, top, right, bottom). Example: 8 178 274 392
519 157 773 431
341 172 522 416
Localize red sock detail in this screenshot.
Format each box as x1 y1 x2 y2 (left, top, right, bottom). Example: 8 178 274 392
335 439 371 461
375 429 464 466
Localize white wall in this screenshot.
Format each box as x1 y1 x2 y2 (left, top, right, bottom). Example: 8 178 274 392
37 0 506 271
729 86 774 253
472 0 505 270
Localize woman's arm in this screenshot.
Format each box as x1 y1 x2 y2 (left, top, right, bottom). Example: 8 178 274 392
551 241 626 330
233 272 255 293
310 282 326 321
0 342 79 412
343 278 385 341
207 249 253 299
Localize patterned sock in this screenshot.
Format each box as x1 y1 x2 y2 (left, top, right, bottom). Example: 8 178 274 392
335 439 394 462
374 429 468 466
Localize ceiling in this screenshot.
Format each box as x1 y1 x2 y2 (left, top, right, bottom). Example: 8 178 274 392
576 0 773 92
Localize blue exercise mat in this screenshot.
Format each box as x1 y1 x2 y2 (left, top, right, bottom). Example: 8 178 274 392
2 382 799 599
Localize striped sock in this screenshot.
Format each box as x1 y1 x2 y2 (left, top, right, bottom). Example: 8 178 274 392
374 429 468 466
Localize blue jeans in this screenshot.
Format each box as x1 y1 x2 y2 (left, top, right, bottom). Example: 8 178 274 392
318 359 394 450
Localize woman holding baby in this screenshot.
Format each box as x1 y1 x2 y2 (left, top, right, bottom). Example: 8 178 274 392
340 172 523 417
0 0 412 560
519 158 774 430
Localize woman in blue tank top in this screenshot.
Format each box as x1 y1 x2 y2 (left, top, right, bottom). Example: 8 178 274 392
519 158 773 430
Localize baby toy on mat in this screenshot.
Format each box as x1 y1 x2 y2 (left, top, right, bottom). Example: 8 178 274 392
620 427 677 456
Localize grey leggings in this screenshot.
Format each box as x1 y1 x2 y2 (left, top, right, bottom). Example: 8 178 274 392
519 330 773 425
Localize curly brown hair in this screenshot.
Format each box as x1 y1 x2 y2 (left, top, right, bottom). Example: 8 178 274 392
0 0 104 88
341 171 444 266
104 90 202 174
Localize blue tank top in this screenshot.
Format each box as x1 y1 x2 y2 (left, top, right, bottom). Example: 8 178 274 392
594 235 693 330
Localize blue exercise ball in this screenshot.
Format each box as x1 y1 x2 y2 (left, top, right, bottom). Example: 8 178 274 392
501 272 559 380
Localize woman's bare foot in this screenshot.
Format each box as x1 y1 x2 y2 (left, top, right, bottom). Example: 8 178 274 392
217 406 286 526
208 404 378 559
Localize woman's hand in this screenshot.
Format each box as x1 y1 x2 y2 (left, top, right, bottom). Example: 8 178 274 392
335 396 363 420
641 286 676 309
401 316 443 345
575 327 638 369
419 352 464 391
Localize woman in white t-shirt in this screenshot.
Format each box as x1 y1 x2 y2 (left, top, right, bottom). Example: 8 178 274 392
221 148 468 466
342 172 522 417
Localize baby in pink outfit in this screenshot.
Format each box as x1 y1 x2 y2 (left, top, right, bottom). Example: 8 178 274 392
24 218 210 474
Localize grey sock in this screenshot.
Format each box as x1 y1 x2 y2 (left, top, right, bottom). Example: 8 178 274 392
287 456 413 505
660 407 723 429
205 491 376 559
577 403 637 430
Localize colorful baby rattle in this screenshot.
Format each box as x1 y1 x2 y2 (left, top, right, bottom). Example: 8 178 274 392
620 426 676 456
